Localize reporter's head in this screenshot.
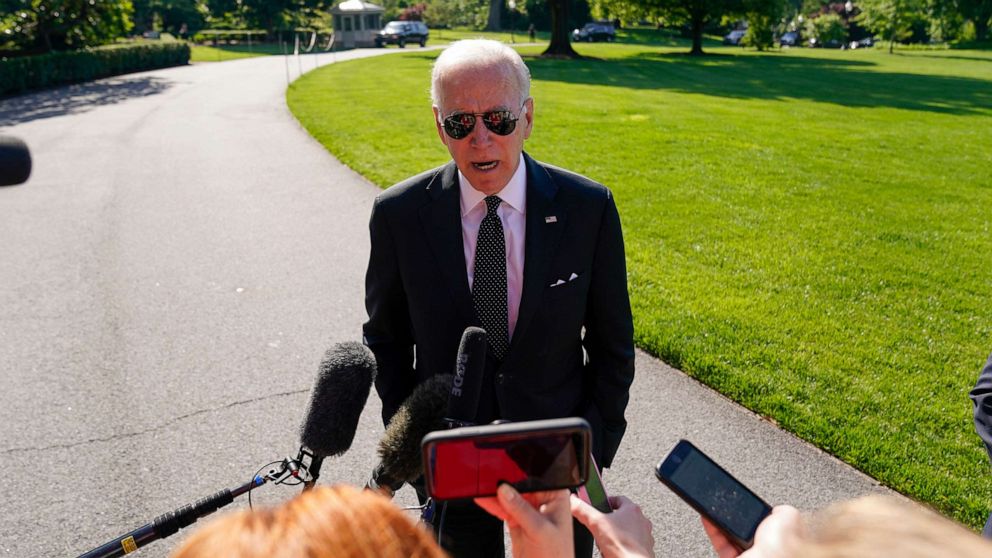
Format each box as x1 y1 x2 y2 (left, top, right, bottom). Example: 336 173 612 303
801 495 992 558
170 485 445 558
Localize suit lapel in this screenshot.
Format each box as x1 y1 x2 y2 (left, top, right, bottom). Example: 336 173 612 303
418 162 475 327
507 153 566 359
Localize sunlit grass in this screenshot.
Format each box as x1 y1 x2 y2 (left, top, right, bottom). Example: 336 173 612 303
287 42 992 528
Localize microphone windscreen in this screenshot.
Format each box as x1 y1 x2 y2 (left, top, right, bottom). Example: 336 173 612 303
299 342 377 458
0 136 32 186
446 327 488 425
377 374 452 483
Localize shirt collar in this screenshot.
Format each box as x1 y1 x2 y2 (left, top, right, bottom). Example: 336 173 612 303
458 154 527 217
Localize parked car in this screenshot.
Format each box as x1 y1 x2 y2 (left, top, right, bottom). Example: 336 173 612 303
808 37 843 48
375 21 429 48
571 22 616 42
778 31 800 47
723 29 746 45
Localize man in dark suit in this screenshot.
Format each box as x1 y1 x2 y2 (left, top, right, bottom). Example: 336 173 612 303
363 39 634 557
969 352 992 538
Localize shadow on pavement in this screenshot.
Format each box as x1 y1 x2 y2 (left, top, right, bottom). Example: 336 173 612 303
0 75 173 127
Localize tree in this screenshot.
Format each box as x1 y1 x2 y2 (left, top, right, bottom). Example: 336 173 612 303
485 0 501 30
804 10 846 45
543 0 580 55
957 0 992 40
856 0 922 52
742 0 787 50
1 0 134 52
132 0 204 34
645 0 745 55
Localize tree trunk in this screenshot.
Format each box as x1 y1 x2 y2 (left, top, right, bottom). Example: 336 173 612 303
976 16 989 42
485 0 501 31
542 0 579 57
689 12 704 55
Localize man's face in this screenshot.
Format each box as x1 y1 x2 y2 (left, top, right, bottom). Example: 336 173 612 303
433 65 534 196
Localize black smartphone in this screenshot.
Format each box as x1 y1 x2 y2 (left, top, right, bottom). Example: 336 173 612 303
576 453 612 514
422 417 591 501
655 439 772 550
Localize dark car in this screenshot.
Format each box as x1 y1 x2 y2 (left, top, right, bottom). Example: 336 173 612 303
571 22 615 42
778 31 800 47
375 21 429 48
723 29 746 45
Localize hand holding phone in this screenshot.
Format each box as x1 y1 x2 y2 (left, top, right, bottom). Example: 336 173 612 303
422 417 591 501
656 439 772 550
576 454 612 514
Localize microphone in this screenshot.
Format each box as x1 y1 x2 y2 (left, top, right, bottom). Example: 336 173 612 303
444 327 487 428
78 342 376 557
366 374 452 496
298 341 377 489
0 136 32 186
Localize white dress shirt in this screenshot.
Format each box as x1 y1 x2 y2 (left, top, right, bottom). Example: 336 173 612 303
459 154 527 340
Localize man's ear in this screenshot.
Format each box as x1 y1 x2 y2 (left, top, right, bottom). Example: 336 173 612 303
433 106 448 146
521 98 534 140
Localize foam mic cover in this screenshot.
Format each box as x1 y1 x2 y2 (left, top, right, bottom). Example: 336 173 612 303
0 136 32 186
376 374 452 484
299 341 376 458
446 327 487 427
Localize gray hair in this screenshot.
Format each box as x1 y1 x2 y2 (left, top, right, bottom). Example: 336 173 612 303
431 40 531 110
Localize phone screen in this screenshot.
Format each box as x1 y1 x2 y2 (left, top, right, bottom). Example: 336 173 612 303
423 419 589 500
657 440 771 548
577 453 611 513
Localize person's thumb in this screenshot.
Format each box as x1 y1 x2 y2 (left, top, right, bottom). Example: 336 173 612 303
569 494 602 531
498 484 544 532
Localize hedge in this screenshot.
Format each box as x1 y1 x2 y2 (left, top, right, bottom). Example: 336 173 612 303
0 42 191 97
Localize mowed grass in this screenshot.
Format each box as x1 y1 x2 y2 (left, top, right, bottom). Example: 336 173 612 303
287 43 992 527
190 42 286 62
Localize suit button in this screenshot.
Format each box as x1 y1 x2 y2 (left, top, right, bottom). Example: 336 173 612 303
496 373 505 384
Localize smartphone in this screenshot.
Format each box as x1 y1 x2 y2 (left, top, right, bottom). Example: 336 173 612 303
422 417 591 501
576 453 612 514
655 439 772 550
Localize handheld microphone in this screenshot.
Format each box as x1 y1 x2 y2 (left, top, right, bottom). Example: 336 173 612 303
299 341 377 489
366 374 452 496
444 327 487 428
0 136 32 186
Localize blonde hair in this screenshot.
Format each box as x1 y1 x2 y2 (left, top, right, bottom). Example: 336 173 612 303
170 485 446 558
431 39 531 109
801 495 992 558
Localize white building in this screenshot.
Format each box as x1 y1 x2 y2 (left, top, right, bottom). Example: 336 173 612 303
331 0 385 48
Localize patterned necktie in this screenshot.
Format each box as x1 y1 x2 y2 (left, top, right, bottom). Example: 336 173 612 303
472 195 509 360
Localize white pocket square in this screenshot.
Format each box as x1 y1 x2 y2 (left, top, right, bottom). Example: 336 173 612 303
549 273 580 287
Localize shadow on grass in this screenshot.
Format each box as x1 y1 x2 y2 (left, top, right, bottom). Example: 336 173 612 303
0 75 173 126
528 51 992 115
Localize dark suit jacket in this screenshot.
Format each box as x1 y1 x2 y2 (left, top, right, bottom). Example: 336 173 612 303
971 353 992 462
363 152 635 467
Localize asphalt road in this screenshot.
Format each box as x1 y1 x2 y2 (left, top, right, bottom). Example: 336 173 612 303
0 48 889 558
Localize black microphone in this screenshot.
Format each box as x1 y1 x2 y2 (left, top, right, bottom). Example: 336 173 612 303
0 136 32 186
77 343 376 557
366 374 452 496
444 327 487 428
299 341 377 489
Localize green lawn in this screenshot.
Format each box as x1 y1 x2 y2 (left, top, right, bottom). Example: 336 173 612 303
286 42 992 528
190 42 287 62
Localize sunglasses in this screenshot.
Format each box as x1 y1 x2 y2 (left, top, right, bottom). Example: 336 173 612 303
440 103 526 140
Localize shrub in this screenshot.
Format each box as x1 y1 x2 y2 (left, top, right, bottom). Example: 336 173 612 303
0 42 190 96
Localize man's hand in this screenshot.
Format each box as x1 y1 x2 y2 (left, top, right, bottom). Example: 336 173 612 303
570 494 654 558
701 505 804 558
474 484 574 558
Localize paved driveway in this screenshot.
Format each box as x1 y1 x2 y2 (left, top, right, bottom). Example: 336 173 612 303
0 49 887 557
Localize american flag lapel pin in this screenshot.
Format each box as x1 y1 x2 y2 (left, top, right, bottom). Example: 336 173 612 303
545 216 557 223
